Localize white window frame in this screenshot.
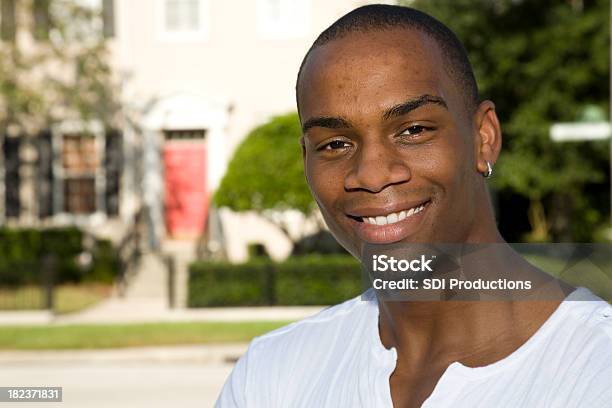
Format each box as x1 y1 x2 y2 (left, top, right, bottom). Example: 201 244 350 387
256 0 311 40
52 120 107 224
49 0 105 46
156 0 210 42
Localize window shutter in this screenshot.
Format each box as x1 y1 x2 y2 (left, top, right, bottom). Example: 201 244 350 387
37 131 54 218
103 0 114 38
33 0 51 40
3 136 20 218
104 129 122 216
0 0 16 42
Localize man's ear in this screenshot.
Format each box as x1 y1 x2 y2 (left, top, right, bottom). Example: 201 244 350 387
473 100 502 175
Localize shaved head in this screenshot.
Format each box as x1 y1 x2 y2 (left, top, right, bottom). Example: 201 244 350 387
296 4 479 115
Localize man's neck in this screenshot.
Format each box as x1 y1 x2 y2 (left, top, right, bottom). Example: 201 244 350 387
378 297 562 373
375 243 573 373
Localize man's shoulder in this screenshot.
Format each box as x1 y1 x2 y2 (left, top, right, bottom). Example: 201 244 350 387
546 288 612 380
249 289 376 353
541 289 612 406
216 291 378 407
562 288 612 341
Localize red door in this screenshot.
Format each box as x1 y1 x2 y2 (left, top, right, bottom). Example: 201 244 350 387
163 142 208 239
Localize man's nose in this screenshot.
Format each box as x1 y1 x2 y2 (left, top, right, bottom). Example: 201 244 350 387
344 141 411 193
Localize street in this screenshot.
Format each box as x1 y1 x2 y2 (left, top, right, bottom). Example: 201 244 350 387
0 360 233 407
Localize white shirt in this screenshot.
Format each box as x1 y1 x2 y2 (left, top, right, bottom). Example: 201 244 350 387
216 287 612 407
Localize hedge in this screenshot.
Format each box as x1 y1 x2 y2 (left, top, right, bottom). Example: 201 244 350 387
0 227 120 286
188 255 365 307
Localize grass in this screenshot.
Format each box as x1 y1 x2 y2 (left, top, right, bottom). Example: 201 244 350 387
0 284 112 314
54 284 112 314
0 286 43 311
0 321 292 350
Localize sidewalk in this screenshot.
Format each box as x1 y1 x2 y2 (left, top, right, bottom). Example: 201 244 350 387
57 300 327 325
0 302 327 325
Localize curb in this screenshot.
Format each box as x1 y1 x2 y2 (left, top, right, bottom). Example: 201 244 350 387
0 306 327 326
0 343 248 365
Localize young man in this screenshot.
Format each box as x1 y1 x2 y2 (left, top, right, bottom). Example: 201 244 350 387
216 5 612 407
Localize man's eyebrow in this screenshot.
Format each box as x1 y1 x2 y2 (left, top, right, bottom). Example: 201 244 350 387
302 116 352 133
382 94 448 121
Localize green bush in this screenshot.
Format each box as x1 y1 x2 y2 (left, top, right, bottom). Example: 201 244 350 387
0 227 120 286
188 255 363 307
88 239 121 283
188 259 273 307
275 255 363 305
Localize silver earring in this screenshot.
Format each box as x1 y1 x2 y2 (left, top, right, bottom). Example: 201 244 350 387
483 161 493 178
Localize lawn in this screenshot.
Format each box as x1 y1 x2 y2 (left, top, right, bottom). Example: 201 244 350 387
0 284 112 314
0 321 292 350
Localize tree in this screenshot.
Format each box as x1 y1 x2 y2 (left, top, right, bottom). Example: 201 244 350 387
0 0 118 133
213 112 316 241
408 0 610 241
0 0 119 221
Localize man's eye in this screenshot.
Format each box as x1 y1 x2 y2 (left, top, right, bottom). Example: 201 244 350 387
321 140 350 150
401 125 429 135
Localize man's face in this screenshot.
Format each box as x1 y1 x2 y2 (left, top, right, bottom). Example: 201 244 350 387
298 29 487 258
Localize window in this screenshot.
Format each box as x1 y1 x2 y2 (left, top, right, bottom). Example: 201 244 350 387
102 0 114 38
64 177 97 214
51 123 122 218
256 0 310 39
165 0 198 31
48 0 105 46
61 133 99 214
0 0 16 42
33 0 51 40
158 0 209 41
164 129 207 141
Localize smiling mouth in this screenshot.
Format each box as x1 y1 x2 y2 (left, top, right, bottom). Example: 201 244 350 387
348 199 432 226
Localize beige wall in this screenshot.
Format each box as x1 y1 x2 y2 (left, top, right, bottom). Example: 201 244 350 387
109 0 393 257
111 0 383 154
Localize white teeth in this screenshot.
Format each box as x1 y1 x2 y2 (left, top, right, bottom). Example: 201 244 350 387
361 203 428 226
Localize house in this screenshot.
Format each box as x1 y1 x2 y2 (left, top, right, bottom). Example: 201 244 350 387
0 0 387 262
0 0 132 244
